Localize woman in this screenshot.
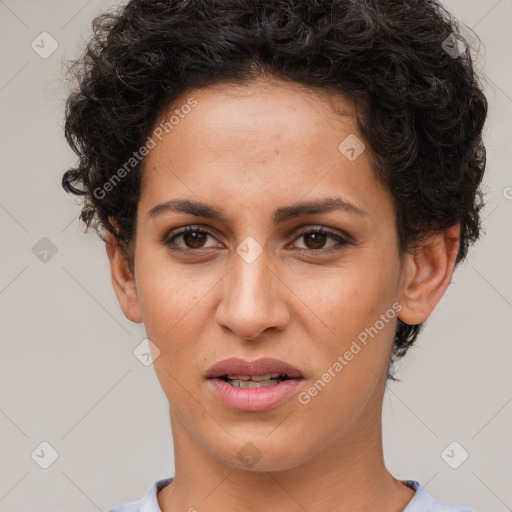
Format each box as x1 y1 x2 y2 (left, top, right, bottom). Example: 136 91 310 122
62 0 487 510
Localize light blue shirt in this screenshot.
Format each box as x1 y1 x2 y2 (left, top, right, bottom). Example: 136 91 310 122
107 478 473 512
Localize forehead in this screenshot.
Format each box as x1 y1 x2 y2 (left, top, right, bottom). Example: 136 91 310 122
146 76 357 162
139 78 393 224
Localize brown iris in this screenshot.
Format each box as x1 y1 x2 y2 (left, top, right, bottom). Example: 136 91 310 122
303 231 327 250
182 230 208 249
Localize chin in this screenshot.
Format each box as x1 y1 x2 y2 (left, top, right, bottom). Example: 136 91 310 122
208 432 313 473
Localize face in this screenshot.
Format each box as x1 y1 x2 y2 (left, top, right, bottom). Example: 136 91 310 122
118 77 409 471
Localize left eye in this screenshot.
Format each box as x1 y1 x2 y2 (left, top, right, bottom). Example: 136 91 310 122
291 228 349 251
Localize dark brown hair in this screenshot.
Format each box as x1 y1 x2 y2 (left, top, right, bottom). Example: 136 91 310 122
62 0 488 371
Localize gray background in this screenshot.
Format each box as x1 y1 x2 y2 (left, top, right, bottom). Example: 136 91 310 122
0 0 510 510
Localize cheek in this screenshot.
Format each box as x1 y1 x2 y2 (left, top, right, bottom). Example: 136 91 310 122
135 248 206 335
291 253 400 419
293 276 398 443
134 256 216 388
294 256 399 346
137 267 210 409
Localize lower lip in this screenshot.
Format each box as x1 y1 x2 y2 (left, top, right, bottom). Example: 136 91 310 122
207 378 304 412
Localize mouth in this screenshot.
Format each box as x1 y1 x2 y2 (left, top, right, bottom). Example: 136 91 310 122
219 373 293 388
205 357 304 412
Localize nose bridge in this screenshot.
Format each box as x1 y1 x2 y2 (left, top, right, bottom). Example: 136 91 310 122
232 245 271 300
216 243 290 340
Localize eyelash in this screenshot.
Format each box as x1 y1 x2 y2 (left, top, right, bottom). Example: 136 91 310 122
163 225 352 254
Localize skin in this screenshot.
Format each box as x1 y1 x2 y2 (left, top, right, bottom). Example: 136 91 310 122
105 76 460 511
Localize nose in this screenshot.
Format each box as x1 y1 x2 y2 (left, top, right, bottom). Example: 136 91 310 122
215 250 291 342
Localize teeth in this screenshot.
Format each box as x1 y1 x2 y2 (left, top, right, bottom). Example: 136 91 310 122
223 373 287 387
226 373 282 381
227 379 280 388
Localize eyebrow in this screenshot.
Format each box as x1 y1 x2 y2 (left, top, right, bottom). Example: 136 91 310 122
147 196 367 224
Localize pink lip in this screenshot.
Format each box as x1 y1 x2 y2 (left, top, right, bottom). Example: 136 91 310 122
205 357 304 412
207 377 304 412
206 357 303 379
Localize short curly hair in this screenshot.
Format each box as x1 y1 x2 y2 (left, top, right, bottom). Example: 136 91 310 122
62 0 488 369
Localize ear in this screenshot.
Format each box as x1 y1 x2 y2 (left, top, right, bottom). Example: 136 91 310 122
105 228 143 324
397 224 460 325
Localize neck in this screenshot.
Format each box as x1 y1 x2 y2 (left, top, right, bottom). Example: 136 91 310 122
157 387 415 512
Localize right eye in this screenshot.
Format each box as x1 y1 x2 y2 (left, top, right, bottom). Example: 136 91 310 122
164 226 222 250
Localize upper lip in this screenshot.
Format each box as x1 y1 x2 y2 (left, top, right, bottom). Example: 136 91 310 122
206 357 303 379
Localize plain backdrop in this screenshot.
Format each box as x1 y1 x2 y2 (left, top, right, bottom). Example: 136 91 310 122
0 1 510 511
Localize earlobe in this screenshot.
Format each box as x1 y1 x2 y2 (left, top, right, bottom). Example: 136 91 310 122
105 229 143 324
398 225 460 325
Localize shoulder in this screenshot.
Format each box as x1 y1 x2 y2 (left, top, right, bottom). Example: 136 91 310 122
403 480 473 512
107 478 174 512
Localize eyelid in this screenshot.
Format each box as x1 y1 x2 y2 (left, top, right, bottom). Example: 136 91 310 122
292 225 352 244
